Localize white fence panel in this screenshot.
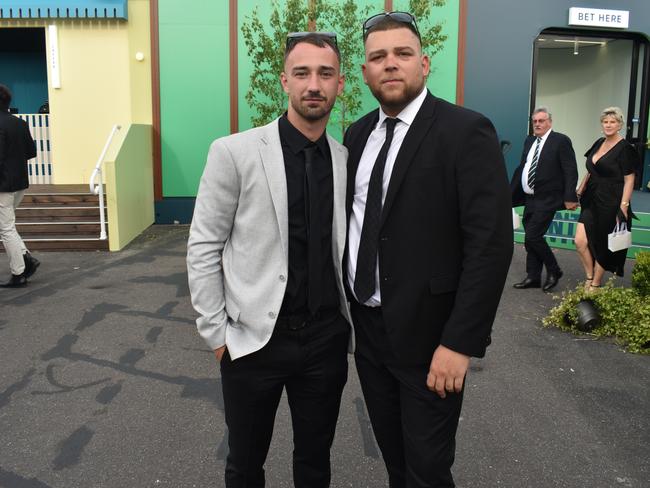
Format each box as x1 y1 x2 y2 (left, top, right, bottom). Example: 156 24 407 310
17 113 52 185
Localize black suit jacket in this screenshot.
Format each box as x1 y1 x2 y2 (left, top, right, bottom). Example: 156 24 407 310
0 111 36 192
344 92 513 364
510 131 577 211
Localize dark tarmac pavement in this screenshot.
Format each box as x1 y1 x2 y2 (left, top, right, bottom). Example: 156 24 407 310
1 225 648 488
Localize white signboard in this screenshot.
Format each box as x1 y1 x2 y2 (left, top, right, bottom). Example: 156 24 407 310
48 25 61 89
568 7 629 29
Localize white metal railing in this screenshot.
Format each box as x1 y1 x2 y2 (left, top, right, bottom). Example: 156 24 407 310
89 124 121 240
18 113 52 184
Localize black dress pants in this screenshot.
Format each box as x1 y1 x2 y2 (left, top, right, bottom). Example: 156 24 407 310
522 201 561 279
351 301 464 488
220 312 349 488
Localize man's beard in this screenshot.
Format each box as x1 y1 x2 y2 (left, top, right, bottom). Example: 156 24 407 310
370 81 423 113
291 94 334 122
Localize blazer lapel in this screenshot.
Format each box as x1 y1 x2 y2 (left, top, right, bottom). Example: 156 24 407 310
538 131 555 166
380 92 437 226
259 119 289 259
328 134 347 272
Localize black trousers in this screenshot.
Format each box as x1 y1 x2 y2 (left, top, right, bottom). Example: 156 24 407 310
522 202 561 279
220 312 349 488
351 301 464 488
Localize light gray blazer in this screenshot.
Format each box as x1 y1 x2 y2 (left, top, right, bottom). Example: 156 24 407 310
187 118 353 360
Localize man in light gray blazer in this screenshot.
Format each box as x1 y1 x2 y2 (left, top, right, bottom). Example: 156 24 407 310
187 33 353 488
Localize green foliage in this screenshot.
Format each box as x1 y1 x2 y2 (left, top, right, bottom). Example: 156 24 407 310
241 0 315 127
319 0 373 137
631 251 650 297
408 0 448 57
240 0 449 136
543 275 650 355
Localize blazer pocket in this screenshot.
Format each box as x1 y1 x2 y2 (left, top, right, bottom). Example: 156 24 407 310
429 274 460 295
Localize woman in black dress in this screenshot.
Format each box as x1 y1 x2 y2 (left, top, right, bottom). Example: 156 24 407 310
574 107 638 291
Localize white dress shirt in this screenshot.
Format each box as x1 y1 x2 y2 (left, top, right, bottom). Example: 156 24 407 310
521 129 551 195
347 87 428 306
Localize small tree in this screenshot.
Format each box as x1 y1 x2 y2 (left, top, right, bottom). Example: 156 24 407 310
240 0 449 136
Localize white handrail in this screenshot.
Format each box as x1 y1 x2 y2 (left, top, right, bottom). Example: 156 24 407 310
89 124 121 240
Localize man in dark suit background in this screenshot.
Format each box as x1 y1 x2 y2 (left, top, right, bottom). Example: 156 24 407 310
344 12 513 487
511 107 578 292
0 84 40 288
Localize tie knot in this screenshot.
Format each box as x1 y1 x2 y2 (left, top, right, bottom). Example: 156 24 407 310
303 144 318 160
536 136 542 143
385 117 398 134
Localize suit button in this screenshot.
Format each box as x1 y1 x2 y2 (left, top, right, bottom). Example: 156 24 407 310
268 312 276 319
279 275 286 282
382 276 390 282
380 236 388 241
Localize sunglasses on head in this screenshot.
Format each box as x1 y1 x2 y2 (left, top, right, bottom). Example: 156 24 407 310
363 11 420 39
286 31 338 50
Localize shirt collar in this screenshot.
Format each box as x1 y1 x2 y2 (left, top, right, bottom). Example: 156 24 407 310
377 86 428 129
279 112 329 155
537 129 552 142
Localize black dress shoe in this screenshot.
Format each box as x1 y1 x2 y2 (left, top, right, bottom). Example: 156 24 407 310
543 270 564 292
23 252 40 279
513 277 541 289
1 273 27 288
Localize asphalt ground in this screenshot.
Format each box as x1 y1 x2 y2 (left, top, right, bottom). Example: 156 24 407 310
1 225 648 488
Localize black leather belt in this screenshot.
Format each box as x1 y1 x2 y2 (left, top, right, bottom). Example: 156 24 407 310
275 307 339 331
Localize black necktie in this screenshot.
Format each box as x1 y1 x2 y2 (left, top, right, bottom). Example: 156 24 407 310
527 137 542 190
354 117 398 303
303 145 321 315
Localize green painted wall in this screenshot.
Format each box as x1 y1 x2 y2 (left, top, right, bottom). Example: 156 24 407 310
159 0 230 197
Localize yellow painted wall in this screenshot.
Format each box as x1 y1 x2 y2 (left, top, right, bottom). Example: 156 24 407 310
104 123 154 251
0 0 152 185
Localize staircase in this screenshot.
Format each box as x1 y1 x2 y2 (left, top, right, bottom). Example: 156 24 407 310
11 184 109 252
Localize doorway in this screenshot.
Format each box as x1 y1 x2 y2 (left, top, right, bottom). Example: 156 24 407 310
531 28 649 189
0 27 52 184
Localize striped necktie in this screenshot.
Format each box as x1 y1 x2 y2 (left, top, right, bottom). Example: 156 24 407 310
527 137 542 190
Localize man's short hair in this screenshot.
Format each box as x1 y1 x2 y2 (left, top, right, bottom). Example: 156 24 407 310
0 84 11 111
284 32 341 64
532 107 552 122
363 16 420 44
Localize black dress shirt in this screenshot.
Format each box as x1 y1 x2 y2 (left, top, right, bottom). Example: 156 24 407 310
278 114 338 316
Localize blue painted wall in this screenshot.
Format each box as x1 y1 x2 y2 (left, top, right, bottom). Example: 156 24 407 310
0 27 48 114
0 52 48 113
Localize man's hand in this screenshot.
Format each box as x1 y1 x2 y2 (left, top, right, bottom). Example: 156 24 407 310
427 345 470 399
564 201 578 210
214 346 226 362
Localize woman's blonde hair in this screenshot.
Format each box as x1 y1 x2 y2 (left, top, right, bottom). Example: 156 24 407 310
600 106 624 124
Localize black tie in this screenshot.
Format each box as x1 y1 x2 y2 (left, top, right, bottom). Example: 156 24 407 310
527 137 542 190
354 117 398 303
303 145 321 315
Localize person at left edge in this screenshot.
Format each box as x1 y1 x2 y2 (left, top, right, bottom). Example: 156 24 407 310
0 84 40 288
187 33 352 488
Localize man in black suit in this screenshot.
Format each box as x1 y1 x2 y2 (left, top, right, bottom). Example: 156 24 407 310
0 84 40 288
511 107 578 292
344 12 513 487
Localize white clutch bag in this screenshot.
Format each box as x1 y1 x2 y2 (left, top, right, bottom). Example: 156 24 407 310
608 222 632 252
